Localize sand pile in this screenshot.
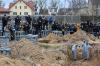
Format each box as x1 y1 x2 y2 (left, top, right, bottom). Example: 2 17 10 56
9 38 43 59
0 55 28 66
63 29 96 43
9 38 33 58
9 38 43 65
39 33 63 44
30 50 66 66
39 29 96 44
9 38 66 66
67 53 100 66
7 35 99 66
40 50 66 65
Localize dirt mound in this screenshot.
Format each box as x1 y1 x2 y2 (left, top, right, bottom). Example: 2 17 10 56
39 29 96 44
7 35 100 66
9 38 66 66
39 33 63 44
67 53 100 66
9 38 43 59
38 24 97 44
0 55 28 66
63 29 95 43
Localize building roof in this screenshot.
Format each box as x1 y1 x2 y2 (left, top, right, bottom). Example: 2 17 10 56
26 1 35 10
9 0 35 11
0 7 10 13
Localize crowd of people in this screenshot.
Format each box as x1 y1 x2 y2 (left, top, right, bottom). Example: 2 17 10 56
1 15 78 39
1 15 100 40
1 15 50 40
81 21 100 38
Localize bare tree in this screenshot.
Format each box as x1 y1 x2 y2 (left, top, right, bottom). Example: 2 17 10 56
35 0 47 15
63 0 67 24
67 0 88 22
68 0 87 14
50 0 60 7
48 0 60 15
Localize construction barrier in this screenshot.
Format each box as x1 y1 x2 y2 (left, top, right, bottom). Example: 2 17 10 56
52 31 62 36
0 31 3 36
0 35 11 56
15 31 25 41
0 26 2 36
4 31 10 38
25 34 38 43
41 30 51 37
0 47 11 56
0 36 9 47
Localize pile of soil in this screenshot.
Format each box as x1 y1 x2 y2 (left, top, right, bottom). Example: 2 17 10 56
0 38 99 66
9 38 43 59
39 29 96 44
67 52 100 66
0 55 28 66
63 29 96 43
9 38 66 66
39 33 63 44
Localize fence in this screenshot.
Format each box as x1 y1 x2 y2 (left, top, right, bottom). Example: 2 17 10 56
0 36 9 47
15 31 25 41
15 31 38 43
0 47 11 56
25 34 38 43
51 31 63 36
0 36 11 56
41 30 51 37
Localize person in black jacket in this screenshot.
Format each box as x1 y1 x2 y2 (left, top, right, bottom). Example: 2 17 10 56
25 15 32 25
42 16 48 30
2 15 8 32
37 16 43 30
15 16 21 31
23 22 30 35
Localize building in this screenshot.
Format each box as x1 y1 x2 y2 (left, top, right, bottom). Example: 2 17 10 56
0 7 10 16
48 7 59 15
9 0 35 16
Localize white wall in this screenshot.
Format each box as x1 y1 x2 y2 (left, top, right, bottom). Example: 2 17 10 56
9 1 34 16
